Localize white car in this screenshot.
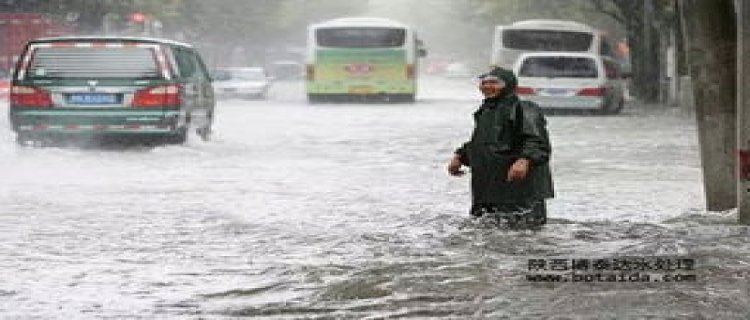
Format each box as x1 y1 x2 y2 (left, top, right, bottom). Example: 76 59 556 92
212 67 272 99
513 52 626 114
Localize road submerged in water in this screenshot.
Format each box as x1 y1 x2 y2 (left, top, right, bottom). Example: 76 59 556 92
1 78 747 319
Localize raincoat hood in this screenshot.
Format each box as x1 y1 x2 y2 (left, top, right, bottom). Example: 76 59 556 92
480 67 518 99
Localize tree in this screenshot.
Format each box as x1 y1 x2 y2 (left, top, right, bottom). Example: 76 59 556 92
0 0 138 33
588 0 677 103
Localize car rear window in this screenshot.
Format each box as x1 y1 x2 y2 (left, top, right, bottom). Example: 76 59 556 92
519 56 598 78
26 46 161 79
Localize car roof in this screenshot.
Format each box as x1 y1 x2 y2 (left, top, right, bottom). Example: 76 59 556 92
514 52 622 66
311 16 409 29
516 52 603 60
504 19 597 33
28 36 193 48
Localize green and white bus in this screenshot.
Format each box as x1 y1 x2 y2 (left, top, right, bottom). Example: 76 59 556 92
306 17 425 103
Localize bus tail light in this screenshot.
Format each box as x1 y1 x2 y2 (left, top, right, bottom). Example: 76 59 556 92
515 86 536 95
11 85 53 107
132 84 181 107
406 64 415 79
577 87 607 96
306 65 315 81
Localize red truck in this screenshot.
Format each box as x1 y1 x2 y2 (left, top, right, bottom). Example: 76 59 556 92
0 13 73 98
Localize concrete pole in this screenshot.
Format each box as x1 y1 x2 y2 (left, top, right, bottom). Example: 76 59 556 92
681 0 738 211
738 0 750 223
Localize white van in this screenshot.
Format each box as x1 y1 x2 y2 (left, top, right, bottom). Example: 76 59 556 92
491 19 616 69
512 52 625 114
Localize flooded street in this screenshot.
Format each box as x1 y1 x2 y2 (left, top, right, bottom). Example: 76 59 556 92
1 78 748 319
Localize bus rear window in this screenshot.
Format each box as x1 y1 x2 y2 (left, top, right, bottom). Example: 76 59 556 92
503 30 593 52
26 47 161 79
519 57 598 78
316 28 405 48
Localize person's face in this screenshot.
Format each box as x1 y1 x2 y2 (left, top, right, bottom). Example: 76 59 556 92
479 77 505 98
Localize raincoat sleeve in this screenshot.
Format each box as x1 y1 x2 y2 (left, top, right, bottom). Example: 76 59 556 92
517 101 551 165
455 142 471 166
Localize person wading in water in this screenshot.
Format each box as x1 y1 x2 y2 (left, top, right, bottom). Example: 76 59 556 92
448 67 554 227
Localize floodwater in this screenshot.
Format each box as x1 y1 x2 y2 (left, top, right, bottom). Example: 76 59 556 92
1 78 748 319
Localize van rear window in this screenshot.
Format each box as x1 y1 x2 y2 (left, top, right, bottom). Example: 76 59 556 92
26 47 161 79
503 30 592 52
519 56 598 78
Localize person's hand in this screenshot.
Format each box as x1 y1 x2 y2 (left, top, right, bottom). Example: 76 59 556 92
506 158 530 181
448 155 465 176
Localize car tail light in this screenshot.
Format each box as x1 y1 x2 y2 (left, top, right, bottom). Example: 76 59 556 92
11 85 53 107
406 64 415 79
515 86 536 95
132 84 181 107
306 65 315 81
577 87 607 96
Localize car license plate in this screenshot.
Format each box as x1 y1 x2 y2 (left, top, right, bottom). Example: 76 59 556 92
539 88 572 96
68 93 119 105
348 86 373 94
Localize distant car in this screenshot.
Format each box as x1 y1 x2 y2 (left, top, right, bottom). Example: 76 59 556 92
267 61 304 80
211 67 271 99
513 52 625 114
9 36 215 145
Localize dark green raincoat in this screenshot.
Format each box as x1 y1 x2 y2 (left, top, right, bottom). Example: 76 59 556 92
456 68 554 210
